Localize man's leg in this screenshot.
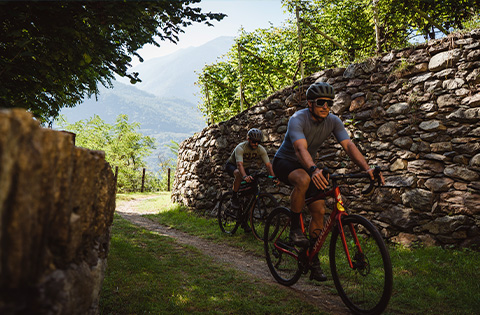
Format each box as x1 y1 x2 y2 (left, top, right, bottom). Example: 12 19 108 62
308 200 326 238
233 169 242 192
230 168 242 210
287 169 311 247
307 200 327 281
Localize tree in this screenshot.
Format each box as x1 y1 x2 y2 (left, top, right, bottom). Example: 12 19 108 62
57 114 157 192
0 1 225 123
196 0 479 122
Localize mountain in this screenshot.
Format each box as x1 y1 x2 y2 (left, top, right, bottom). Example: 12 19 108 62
58 36 235 171
121 36 234 103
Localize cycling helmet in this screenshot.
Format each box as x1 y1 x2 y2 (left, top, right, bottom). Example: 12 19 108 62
247 128 263 142
306 82 335 100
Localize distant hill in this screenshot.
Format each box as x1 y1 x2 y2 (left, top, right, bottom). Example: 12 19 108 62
58 36 234 171
121 36 234 103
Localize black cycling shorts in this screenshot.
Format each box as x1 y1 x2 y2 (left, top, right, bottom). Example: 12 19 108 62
272 157 323 199
224 162 237 177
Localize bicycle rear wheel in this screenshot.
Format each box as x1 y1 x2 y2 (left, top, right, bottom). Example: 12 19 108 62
217 192 239 235
329 214 393 315
250 193 279 241
264 207 302 286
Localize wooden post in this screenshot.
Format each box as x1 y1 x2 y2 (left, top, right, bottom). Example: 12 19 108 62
114 166 119 192
167 168 171 192
141 167 146 192
205 83 214 125
373 0 381 55
237 43 244 112
295 5 304 82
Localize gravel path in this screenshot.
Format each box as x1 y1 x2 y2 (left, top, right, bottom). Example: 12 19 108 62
115 196 350 314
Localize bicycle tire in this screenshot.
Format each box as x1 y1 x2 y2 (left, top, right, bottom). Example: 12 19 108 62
250 193 279 241
217 191 239 235
329 214 393 315
264 207 303 286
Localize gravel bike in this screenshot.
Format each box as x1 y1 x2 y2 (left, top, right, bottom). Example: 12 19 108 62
264 167 393 315
217 171 279 241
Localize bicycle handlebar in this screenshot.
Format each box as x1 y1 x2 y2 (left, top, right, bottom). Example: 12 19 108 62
240 171 276 185
323 166 382 195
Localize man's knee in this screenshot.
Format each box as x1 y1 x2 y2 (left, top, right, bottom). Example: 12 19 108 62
308 200 326 215
289 170 311 191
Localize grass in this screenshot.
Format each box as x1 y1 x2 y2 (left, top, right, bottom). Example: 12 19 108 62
102 193 480 314
101 196 324 314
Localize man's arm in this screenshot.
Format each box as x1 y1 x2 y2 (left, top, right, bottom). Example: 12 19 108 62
236 161 247 177
340 139 385 184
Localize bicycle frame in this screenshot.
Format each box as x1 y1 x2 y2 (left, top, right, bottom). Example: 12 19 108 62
273 178 365 270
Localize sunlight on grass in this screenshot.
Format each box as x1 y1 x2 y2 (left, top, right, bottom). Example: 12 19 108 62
136 192 174 212
101 214 326 314
113 193 480 315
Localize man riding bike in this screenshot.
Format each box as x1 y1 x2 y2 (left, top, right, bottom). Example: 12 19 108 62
272 81 385 281
224 128 279 232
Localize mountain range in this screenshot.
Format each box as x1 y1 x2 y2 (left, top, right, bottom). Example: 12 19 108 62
59 36 235 170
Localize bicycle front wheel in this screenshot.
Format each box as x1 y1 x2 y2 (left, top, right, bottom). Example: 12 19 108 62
264 207 302 286
217 192 239 235
329 214 393 315
250 193 279 241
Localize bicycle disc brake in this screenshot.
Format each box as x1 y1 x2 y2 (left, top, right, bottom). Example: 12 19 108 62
353 251 370 276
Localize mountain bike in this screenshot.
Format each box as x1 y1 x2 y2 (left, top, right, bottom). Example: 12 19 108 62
217 171 279 241
264 167 393 315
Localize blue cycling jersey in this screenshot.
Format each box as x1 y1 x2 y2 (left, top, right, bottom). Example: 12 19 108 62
274 109 350 162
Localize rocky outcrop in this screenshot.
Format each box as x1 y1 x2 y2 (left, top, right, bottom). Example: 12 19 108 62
0 109 116 314
172 29 480 248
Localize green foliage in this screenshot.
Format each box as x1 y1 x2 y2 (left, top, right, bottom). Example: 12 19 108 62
0 1 225 123
57 114 158 193
196 0 480 123
157 148 178 192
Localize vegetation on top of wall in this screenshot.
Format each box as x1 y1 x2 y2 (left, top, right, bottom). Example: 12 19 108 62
196 0 480 123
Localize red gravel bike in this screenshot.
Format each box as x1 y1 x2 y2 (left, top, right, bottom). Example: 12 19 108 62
264 167 393 315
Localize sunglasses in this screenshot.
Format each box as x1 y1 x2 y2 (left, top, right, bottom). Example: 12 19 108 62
249 140 260 144
314 99 334 108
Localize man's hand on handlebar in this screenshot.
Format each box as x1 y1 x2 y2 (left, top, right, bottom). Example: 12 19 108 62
270 176 280 186
243 175 253 183
366 167 385 185
311 168 329 190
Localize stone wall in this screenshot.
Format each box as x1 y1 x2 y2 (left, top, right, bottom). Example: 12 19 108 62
172 29 480 248
0 109 116 314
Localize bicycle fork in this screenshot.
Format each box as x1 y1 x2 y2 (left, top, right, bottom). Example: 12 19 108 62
338 219 365 270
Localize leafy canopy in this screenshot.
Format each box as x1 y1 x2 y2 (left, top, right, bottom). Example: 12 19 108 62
0 1 225 123
196 0 479 123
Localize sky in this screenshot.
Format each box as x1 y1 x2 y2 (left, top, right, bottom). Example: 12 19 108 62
131 0 290 66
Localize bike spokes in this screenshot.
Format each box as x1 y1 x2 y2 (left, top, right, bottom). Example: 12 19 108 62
217 192 239 235
250 193 279 241
330 215 393 315
264 207 302 286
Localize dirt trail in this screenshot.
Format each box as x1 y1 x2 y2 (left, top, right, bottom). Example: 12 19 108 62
115 196 350 314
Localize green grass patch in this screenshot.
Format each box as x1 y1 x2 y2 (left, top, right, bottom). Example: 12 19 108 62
100 214 324 314
133 193 480 315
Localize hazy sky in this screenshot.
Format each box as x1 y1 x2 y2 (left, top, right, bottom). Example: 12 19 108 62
133 0 290 65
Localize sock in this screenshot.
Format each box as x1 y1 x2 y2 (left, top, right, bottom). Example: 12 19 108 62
291 212 301 230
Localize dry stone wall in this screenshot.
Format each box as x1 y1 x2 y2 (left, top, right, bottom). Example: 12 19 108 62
0 109 116 314
173 29 480 248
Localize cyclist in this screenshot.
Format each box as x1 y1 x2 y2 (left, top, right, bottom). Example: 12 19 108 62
272 81 384 281
225 128 279 232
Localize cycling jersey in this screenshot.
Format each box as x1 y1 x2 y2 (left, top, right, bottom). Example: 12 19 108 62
227 141 270 169
274 109 350 162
